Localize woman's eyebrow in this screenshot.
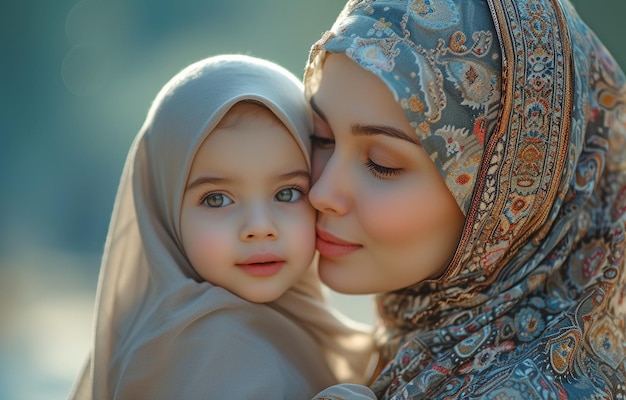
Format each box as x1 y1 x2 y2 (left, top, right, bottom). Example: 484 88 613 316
310 95 419 145
352 123 420 145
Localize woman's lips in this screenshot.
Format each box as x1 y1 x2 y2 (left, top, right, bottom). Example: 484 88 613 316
237 253 285 277
316 228 362 258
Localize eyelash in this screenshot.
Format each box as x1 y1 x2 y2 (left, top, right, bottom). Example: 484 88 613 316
278 185 308 200
364 159 402 179
197 185 308 207
198 191 232 208
310 134 335 149
310 134 401 179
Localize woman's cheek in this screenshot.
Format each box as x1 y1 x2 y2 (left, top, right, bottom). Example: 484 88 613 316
359 179 447 243
311 148 332 184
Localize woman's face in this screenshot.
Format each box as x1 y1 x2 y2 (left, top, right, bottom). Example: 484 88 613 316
309 53 465 294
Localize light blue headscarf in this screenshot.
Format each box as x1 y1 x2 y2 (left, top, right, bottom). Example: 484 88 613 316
305 0 502 214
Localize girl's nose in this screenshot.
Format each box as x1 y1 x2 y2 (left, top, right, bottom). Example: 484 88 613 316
308 153 350 216
240 203 279 241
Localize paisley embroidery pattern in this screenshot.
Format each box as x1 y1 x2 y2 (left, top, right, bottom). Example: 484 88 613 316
308 0 501 215
588 315 625 369
407 0 460 30
545 330 580 375
305 0 626 398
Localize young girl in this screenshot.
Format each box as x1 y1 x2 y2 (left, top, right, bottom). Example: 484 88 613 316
69 54 374 399
306 0 626 398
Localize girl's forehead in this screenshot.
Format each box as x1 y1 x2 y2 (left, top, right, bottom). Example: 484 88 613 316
216 101 281 129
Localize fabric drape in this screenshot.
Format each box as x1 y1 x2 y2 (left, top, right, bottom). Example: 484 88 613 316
69 54 374 400
305 0 626 398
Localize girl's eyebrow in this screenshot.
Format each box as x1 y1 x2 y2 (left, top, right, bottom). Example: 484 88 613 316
278 170 310 182
186 176 229 191
186 170 309 191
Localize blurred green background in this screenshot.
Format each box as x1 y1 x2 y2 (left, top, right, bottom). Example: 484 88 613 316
2 1 624 398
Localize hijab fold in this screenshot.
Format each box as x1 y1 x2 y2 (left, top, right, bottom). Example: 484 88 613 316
305 0 626 398
70 54 374 400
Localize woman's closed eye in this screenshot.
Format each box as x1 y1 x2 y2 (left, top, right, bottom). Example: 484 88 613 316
201 192 234 208
364 159 402 179
310 134 335 150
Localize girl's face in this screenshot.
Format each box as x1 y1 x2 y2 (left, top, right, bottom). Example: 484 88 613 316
180 104 316 303
309 53 465 294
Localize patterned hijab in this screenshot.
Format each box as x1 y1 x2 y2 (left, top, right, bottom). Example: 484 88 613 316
69 54 374 399
305 0 626 398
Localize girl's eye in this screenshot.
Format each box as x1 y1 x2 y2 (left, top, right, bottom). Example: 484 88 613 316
275 187 304 203
201 193 233 208
364 159 402 179
310 134 335 150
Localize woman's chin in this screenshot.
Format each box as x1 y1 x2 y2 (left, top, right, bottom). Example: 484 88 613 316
318 257 378 295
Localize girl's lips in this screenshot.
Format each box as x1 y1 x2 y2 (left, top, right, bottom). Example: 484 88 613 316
315 228 362 258
238 253 283 265
237 254 285 277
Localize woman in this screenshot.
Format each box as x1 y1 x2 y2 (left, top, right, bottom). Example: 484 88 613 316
306 0 626 398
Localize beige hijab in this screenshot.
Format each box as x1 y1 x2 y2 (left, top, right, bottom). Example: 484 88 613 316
69 54 374 400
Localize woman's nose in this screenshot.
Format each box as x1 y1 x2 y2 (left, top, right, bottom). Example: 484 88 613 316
308 153 350 216
240 203 279 241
